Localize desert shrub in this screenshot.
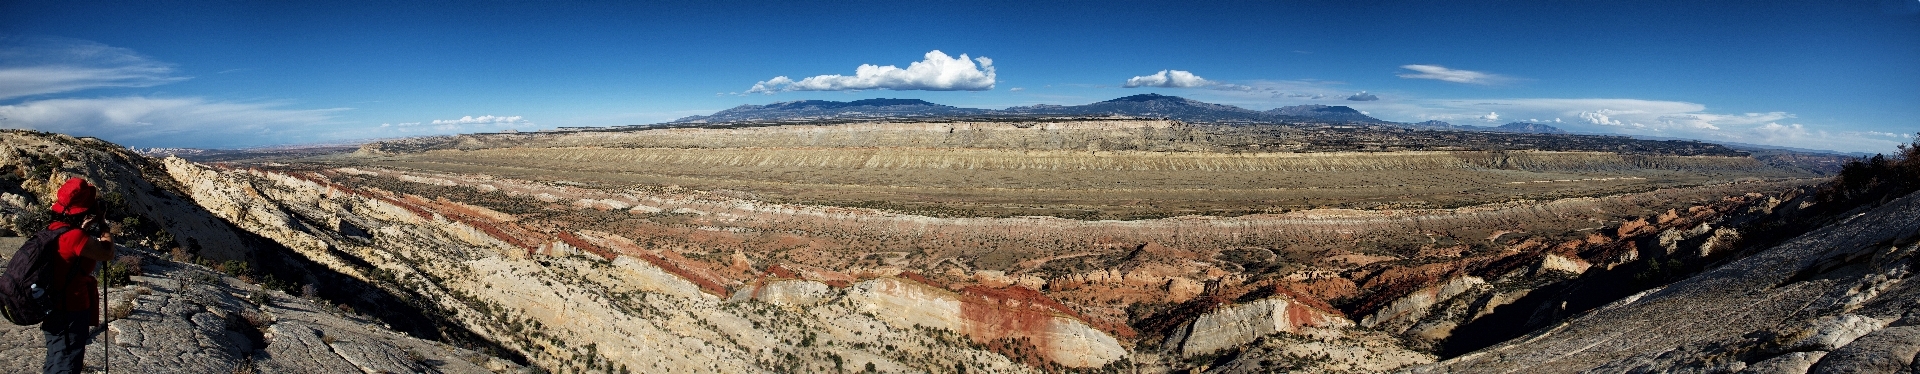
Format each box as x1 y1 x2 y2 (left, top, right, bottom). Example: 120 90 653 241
103 255 142 287
168 246 191 263
246 291 270 306
259 274 288 292
1821 132 1920 202
241 310 271 328
107 298 134 320
218 260 249 277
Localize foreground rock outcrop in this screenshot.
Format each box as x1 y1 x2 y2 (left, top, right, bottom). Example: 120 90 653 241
0 238 520 373
1411 189 1920 372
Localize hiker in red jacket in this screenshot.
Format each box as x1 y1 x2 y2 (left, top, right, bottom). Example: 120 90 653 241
41 177 114 374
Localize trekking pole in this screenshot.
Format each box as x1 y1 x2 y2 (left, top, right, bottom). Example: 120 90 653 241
101 260 108 374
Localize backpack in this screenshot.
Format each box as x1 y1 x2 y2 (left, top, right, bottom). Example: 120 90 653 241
0 227 80 325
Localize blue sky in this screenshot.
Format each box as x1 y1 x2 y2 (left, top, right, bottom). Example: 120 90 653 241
2 1 1916 153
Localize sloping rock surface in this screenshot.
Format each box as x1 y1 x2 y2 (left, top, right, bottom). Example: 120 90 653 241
0 238 519 373
1410 190 1920 373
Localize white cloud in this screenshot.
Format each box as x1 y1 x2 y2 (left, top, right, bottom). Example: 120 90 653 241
747 50 995 93
430 115 524 126
1865 131 1915 139
1345 97 1906 153
0 96 345 148
380 115 528 132
1752 122 1809 142
1346 91 1380 101
1397 64 1512 85
1009 87 1026 92
1124 70 1215 88
1479 112 1500 121
1578 109 1634 127
0 36 188 101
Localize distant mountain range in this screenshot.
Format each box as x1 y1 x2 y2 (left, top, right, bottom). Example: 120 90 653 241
672 93 1392 124
669 93 1572 134
1405 120 1567 134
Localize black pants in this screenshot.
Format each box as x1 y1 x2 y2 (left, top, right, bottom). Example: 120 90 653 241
40 311 91 374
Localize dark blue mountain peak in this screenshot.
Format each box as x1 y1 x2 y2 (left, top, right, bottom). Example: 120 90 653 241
1102 93 1190 103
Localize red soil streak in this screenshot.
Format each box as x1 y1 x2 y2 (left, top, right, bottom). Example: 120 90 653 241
1280 277 1359 308
962 284 1139 341
886 274 1140 361
897 271 945 289
627 249 730 297
1269 285 1345 317
766 263 856 287
1285 299 1333 328
1616 217 1657 238
390 196 543 251
554 231 618 261
370 192 435 220
765 264 800 279
1349 262 1463 317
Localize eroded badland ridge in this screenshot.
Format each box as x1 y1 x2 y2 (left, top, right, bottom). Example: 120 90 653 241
0 103 1912 373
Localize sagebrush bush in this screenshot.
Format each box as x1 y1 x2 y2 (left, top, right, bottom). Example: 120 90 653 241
103 255 142 287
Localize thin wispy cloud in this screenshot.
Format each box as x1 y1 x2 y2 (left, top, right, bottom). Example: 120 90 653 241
747 50 995 93
382 115 530 132
1397 64 1512 85
1357 97 1901 153
0 96 346 148
0 36 188 101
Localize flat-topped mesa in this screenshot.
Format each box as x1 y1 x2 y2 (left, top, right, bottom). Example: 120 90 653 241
357 118 1207 154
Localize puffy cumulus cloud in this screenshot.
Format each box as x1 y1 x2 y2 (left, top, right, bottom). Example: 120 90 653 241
1124 70 1215 88
0 96 345 148
1397 64 1512 85
1346 91 1380 101
1478 112 1500 121
0 36 188 100
1578 109 1635 127
747 50 994 94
